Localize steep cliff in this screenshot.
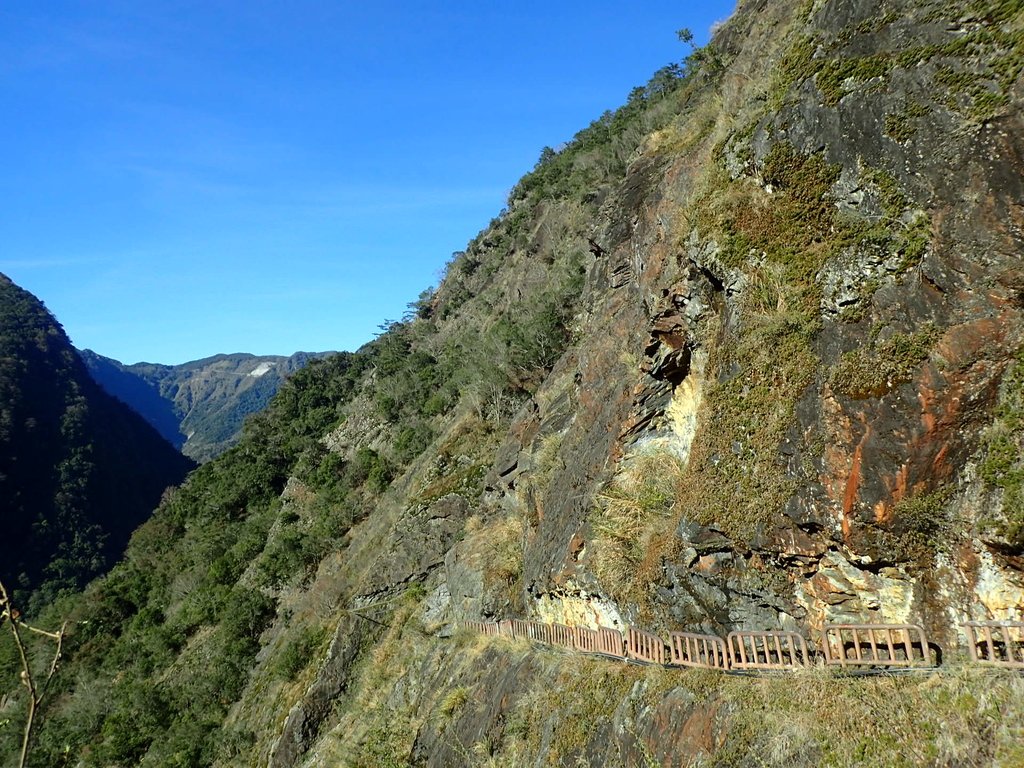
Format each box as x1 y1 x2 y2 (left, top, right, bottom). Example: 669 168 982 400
7 0 1024 765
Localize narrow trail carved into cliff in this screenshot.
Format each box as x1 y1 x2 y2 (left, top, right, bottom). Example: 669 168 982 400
462 618 1024 677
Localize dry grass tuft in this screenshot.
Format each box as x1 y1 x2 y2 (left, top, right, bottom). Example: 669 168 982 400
457 512 527 612
590 450 687 605
710 664 1024 767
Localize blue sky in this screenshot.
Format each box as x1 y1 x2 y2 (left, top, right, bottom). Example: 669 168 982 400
1 1 735 364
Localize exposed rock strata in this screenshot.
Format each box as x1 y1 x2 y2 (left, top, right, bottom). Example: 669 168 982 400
229 0 1024 764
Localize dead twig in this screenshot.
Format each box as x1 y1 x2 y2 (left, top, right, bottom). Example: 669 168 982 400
0 580 67 768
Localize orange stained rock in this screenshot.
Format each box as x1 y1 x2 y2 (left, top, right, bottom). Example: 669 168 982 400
841 432 868 541
935 317 1003 370
855 315 1009 529
567 532 585 563
876 462 911 525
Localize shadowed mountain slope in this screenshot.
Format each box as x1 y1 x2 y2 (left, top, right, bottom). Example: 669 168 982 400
0 274 194 608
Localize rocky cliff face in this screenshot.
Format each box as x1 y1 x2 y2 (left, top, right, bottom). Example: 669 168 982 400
272 0 1024 762
409 0 1024 651
13 0 1024 765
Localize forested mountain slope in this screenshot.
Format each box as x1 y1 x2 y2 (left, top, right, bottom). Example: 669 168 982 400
79 350 333 462
4 0 1024 765
0 274 194 610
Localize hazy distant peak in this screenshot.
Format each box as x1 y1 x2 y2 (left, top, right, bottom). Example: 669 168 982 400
80 348 336 461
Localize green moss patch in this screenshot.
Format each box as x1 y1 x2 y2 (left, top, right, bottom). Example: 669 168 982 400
830 325 940 399
978 349 1024 549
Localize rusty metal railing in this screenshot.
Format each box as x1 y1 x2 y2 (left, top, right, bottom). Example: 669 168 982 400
962 621 1024 668
669 631 729 670
462 619 959 674
506 619 531 639
463 620 500 636
574 626 626 658
727 631 810 671
597 626 626 658
627 626 666 665
550 622 575 649
822 624 933 668
525 622 553 644
573 625 601 654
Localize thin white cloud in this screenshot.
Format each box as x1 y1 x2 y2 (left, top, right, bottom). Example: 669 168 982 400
2 13 159 75
0 256 112 270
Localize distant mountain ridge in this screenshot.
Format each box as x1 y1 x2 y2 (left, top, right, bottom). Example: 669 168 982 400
0 273 194 605
79 350 335 462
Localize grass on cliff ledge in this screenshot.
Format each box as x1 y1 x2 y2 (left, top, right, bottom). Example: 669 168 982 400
499 652 1024 768
978 347 1024 549
461 511 527 612
589 450 686 604
666 145 830 546
317 589 429 766
710 664 1024 768
830 323 941 399
769 0 1024 124
664 132 937 552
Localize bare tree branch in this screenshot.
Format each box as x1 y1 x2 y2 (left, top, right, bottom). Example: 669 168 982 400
0 580 67 768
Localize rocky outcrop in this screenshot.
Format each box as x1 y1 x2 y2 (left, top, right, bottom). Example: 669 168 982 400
267 613 381 768
295 0 1024 763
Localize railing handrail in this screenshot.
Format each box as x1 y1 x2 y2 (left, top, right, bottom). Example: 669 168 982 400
461 619 966 673
961 621 1024 668
597 625 626 658
822 623 932 667
726 630 810 670
668 631 729 670
627 626 666 665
